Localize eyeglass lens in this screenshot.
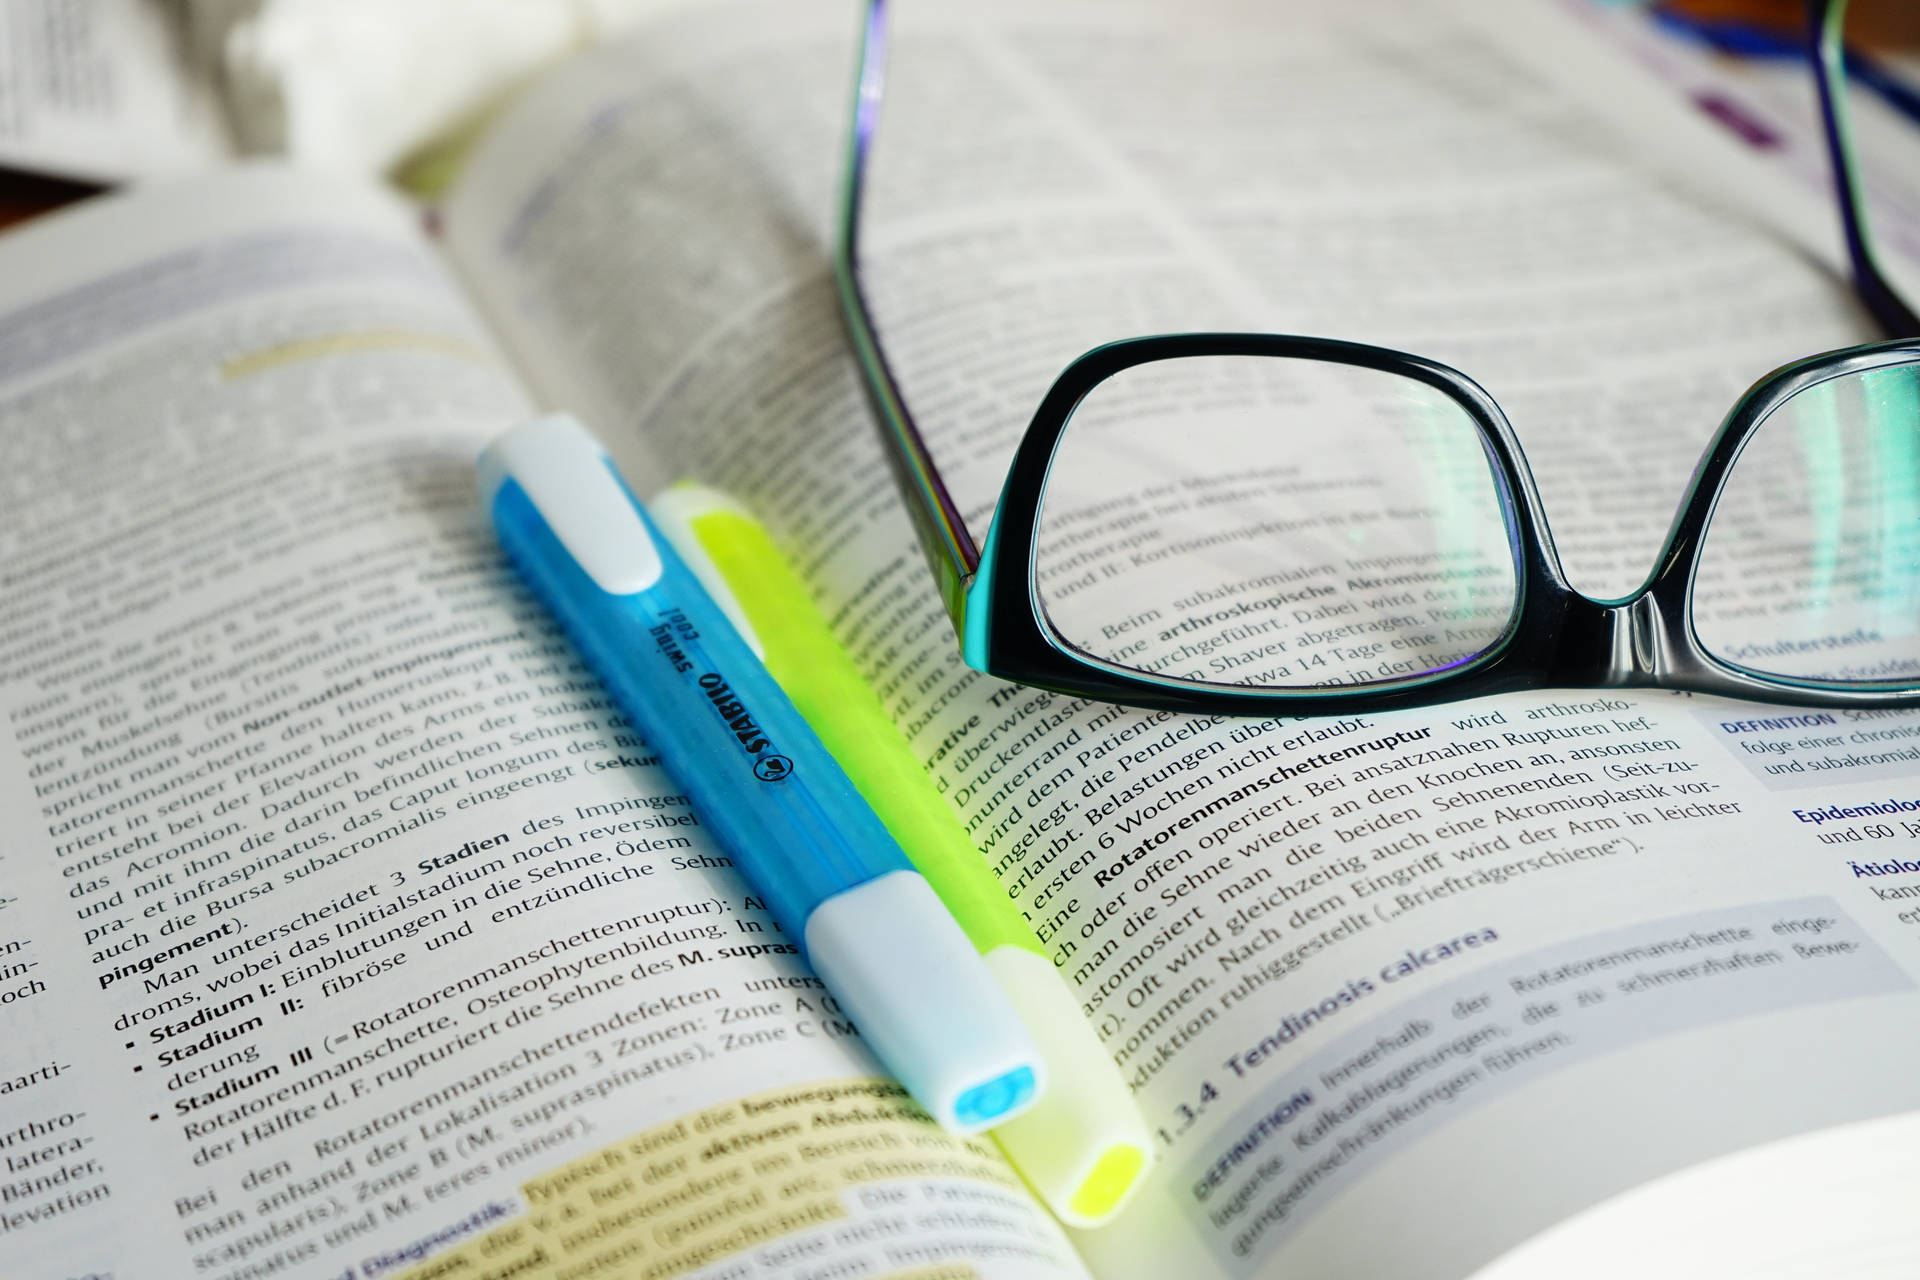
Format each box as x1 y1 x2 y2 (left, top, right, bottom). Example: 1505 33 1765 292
1033 355 1520 689
1693 358 1920 684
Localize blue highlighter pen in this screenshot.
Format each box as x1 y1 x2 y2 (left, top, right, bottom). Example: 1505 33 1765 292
478 415 1042 1134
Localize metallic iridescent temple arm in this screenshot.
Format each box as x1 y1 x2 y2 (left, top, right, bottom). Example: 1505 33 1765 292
834 0 983 630
1809 0 1920 337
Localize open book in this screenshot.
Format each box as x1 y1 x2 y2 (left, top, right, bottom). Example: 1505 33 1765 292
3 2 1918 1278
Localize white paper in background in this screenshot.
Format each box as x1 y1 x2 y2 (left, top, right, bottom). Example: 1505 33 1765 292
0 0 229 182
1562 0 1920 301
209 0 698 175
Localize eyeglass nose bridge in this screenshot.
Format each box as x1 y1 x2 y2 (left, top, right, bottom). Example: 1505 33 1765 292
1538 589 1682 692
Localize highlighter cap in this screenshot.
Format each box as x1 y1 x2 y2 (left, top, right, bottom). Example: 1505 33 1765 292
983 946 1155 1227
647 484 762 657
805 871 1043 1135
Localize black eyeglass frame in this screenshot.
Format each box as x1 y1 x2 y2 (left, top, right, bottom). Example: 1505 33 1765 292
834 0 1920 716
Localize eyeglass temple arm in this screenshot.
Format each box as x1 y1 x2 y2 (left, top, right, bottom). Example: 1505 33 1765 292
835 0 983 630
1809 0 1920 337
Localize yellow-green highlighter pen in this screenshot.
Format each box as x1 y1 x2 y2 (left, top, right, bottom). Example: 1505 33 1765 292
652 485 1154 1228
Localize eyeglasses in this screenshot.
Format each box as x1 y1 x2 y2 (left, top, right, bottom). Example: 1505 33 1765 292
833 0 1920 717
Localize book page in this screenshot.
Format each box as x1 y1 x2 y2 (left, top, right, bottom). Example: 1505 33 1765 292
443 2 1920 1277
0 168 1083 1280
0 0 229 183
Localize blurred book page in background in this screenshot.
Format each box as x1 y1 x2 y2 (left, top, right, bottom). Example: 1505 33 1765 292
0 0 228 182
